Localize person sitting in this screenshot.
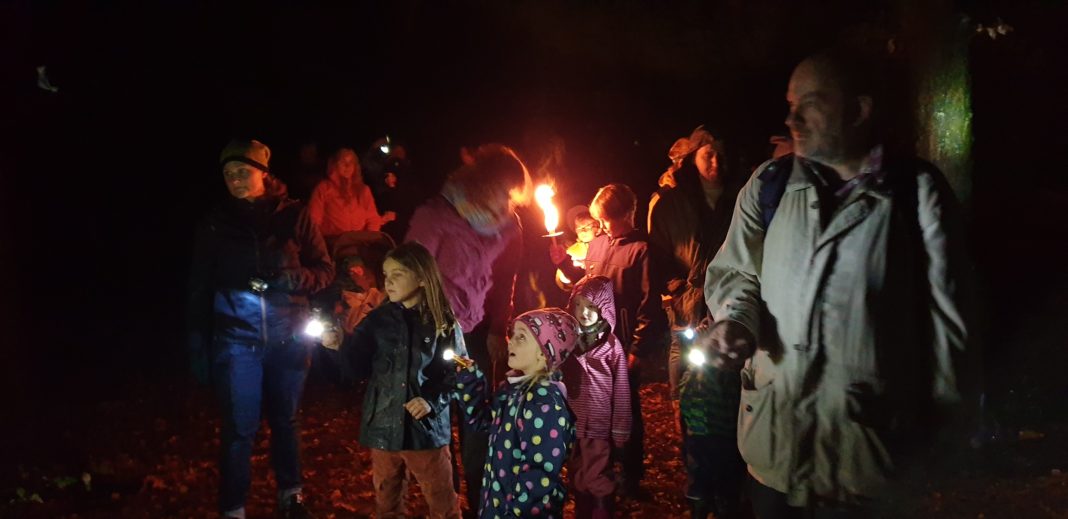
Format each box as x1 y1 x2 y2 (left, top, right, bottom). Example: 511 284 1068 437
308 147 396 243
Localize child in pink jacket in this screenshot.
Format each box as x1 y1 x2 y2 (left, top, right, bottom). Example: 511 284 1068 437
561 275 632 518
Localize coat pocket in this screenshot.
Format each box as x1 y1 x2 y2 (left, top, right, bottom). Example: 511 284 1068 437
737 370 776 471
363 387 380 425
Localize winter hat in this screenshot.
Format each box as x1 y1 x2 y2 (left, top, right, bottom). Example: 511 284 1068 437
667 125 720 163
565 205 592 233
220 139 271 172
511 308 581 372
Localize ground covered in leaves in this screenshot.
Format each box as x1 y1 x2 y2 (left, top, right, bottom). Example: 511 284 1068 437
2 381 1067 518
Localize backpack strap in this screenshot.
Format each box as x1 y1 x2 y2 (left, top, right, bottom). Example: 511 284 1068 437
756 154 795 230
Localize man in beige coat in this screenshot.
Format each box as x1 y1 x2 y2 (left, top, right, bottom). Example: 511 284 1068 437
702 50 971 517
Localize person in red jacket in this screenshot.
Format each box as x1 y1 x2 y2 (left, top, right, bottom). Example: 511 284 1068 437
308 148 395 243
561 275 631 518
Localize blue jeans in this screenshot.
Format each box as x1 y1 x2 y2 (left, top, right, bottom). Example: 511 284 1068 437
213 340 311 513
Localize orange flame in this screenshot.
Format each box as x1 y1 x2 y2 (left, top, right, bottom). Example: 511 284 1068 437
534 183 559 234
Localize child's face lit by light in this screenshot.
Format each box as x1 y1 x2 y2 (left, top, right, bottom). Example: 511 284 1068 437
575 218 600 243
572 295 601 328
507 321 546 374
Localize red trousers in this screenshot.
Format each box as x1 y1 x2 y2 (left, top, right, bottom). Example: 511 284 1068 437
569 438 616 498
370 446 461 519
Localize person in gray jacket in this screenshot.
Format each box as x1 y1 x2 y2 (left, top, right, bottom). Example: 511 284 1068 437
702 50 972 517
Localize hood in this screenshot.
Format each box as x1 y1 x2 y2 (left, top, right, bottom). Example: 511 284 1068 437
569 275 617 335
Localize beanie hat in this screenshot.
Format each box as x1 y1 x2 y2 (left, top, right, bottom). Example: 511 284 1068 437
511 308 581 372
220 139 271 172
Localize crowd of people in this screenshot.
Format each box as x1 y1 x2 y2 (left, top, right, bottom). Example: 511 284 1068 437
186 48 973 519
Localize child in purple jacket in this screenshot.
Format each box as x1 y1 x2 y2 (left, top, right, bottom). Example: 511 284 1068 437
561 275 632 518
455 308 580 519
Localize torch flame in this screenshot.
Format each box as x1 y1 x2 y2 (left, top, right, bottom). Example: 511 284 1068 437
534 184 559 234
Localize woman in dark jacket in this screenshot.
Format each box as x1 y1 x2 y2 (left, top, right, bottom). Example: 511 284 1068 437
186 139 334 519
326 242 466 519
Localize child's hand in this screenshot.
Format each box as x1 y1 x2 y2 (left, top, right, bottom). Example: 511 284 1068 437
382 211 397 223
320 330 342 350
549 244 569 266
404 397 432 420
453 355 475 371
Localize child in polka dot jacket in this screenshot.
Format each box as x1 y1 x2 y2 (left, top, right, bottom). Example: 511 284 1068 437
455 308 580 518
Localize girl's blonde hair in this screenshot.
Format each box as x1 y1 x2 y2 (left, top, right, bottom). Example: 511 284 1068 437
385 242 455 336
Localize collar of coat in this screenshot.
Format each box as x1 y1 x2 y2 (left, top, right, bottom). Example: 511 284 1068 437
786 146 892 199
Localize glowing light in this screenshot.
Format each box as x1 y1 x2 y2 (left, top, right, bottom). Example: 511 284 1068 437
534 184 560 234
304 319 325 338
379 144 390 154
443 348 456 361
682 328 695 341
687 348 706 366
556 269 572 285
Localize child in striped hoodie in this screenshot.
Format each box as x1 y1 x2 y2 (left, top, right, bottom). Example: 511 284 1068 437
561 275 632 518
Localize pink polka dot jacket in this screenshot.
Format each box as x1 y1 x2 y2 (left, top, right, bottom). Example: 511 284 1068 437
457 365 575 518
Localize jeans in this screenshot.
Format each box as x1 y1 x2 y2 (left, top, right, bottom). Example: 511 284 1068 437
213 340 311 513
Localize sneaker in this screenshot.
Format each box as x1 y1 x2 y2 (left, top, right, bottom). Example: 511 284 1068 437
280 494 316 519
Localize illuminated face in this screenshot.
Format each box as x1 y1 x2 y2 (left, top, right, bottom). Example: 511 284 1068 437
785 60 848 165
383 258 424 307
508 321 546 374
574 217 600 243
693 144 719 181
331 150 362 181
594 215 631 239
572 295 601 328
222 161 266 201
385 172 398 188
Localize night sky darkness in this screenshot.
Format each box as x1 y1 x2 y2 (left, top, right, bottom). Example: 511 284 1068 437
3 1 1068 428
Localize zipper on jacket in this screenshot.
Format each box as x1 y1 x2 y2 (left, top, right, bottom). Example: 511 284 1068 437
253 229 268 344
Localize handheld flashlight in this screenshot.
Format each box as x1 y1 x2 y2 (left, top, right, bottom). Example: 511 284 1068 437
249 278 268 293
304 308 328 338
687 348 707 366
682 327 696 341
442 348 474 368
379 135 391 154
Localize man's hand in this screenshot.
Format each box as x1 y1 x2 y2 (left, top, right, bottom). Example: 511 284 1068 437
549 244 569 266
404 397 432 420
700 320 756 370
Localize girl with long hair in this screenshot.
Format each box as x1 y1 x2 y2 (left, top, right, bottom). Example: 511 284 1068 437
324 242 465 519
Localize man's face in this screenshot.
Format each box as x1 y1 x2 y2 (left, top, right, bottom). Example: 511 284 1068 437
785 60 848 165
507 321 546 374
694 144 719 181
384 172 398 188
332 151 361 181
223 161 266 201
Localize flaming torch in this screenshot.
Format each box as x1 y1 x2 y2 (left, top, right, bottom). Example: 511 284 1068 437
534 183 563 246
